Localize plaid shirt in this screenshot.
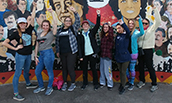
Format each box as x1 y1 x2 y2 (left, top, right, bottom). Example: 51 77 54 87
100 27 114 59
55 13 80 54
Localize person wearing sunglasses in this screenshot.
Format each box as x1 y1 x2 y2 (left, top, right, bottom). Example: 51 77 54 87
137 7 161 92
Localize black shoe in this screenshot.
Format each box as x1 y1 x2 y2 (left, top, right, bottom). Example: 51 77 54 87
81 85 88 90
125 82 131 88
118 84 122 91
100 84 105 88
107 87 112 91
94 85 99 90
26 83 37 89
119 87 125 95
13 94 25 101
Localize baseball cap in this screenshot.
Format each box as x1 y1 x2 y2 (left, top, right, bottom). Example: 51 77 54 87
82 20 89 26
17 17 27 24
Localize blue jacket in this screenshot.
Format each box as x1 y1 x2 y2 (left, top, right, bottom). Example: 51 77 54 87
115 23 131 63
130 18 144 54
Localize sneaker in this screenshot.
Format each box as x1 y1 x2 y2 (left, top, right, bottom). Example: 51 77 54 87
125 82 131 88
128 84 134 91
61 83 67 91
119 87 125 95
118 84 122 91
26 83 37 89
100 84 105 88
107 87 112 91
94 85 99 91
33 87 45 93
137 81 145 89
68 83 76 91
13 94 25 101
81 85 88 90
150 85 158 92
45 87 53 95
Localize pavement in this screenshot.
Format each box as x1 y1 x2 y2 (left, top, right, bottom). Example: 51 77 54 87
0 82 172 103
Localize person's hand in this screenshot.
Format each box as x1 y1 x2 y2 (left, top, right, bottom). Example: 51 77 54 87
15 44 23 50
96 10 100 15
69 6 76 13
136 16 140 21
32 1 37 8
35 57 39 65
80 58 83 61
47 7 53 13
108 21 111 27
56 53 60 58
118 19 122 23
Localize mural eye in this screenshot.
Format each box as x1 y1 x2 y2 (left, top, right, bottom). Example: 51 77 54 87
66 1 72 5
133 0 138 2
121 0 126 3
55 4 61 9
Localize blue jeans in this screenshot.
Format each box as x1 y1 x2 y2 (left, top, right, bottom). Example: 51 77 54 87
35 48 55 88
13 53 31 93
99 57 113 87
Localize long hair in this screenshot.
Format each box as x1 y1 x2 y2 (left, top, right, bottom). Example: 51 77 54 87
100 23 110 39
17 23 28 43
41 20 51 36
128 19 136 35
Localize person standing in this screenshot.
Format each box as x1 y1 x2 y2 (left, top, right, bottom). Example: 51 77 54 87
99 22 114 90
55 6 80 92
137 7 161 92
2 2 37 101
115 19 131 94
125 17 144 91
79 10 100 90
33 7 57 95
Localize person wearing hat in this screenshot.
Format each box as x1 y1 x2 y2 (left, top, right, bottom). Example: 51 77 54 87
2 2 37 101
79 10 100 90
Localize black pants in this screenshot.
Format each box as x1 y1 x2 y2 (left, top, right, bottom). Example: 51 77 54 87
60 53 76 83
138 48 157 86
81 54 98 85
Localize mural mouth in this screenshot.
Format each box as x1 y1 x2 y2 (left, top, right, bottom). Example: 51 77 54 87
127 10 134 13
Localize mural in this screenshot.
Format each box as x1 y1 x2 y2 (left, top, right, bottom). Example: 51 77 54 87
1 0 172 84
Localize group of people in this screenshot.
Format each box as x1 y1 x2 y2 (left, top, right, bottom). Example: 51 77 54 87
2 1 161 101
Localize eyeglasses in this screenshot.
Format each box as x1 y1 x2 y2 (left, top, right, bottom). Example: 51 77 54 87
142 22 149 25
65 20 72 22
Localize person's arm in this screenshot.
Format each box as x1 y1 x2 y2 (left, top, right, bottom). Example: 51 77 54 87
55 32 60 58
70 7 80 34
2 38 23 50
107 22 114 42
34 41 39 65
151 7 161 31
92 10 101 36
136 17 144 38
47 7 57 35
30 2 36 27
119 19 130 37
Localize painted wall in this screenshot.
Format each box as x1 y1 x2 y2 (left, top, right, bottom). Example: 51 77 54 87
0 0 172 84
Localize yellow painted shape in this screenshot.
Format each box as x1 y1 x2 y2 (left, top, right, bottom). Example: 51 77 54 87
145 74 152 82
163 76 172 84
75 74 83 81
42 72 49 81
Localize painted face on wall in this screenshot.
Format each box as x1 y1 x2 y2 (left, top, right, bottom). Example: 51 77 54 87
18 0 26 11
155 30 164 47
52 0 74 22
153 1 162 12
167 1 172 14
0 0 7 10
36 13 46 26
167 43 172 57
4 15 16 29
36 0 44 11
118 0 141 19
168 27 172 39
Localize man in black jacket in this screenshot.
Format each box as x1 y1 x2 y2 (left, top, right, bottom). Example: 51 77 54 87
79 10 100 90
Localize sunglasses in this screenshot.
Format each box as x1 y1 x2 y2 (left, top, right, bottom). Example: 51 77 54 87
142 22 149 25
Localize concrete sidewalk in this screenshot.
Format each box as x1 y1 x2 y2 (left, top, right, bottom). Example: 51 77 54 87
0 82 172 103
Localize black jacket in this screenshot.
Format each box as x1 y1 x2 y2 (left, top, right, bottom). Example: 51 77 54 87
78 14 100 58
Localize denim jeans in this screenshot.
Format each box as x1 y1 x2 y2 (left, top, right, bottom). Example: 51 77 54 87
13 53 31 93
35 48 55 88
